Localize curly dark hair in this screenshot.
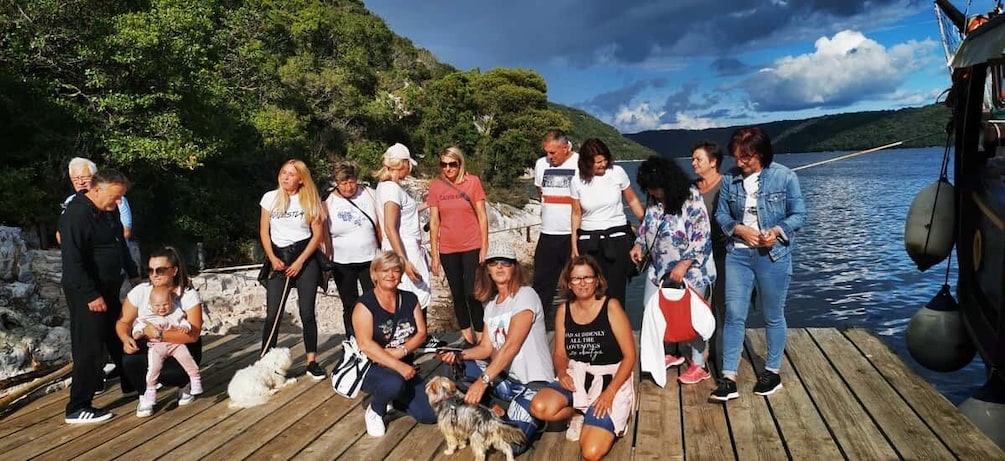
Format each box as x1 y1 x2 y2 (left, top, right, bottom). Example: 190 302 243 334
636 155 692 215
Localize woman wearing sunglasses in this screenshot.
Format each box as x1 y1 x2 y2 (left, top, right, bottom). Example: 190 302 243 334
426 147 489 346
437 240 553 456
116 246 204 415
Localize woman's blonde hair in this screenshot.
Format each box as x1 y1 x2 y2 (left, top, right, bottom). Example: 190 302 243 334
370 251 405 276
269 159 323 224
372 157 411 182
439 146 467 183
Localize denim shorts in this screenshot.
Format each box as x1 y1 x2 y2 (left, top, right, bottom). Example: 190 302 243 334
544 381 615 434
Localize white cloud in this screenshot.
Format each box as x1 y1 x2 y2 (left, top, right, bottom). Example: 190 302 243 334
671 112 720 130
611 103 673 133
738 30 937 112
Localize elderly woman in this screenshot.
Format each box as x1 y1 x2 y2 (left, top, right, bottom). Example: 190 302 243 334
438 241 554 455
691 141 727 377
117 247 203 416
260 159 326 380
570 138 645 306
630 156 715 387
323 161 380 339
710 127 806 402
354 251 436 437
530 256 636 461
374 143 442 351
427 146 489 346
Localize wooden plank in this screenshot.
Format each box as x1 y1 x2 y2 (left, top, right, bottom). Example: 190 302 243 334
722 331 785 460
111 335 315 459
746 329 841 460
809 328 955 459
679 356 731 460
633 375 683 460
784 329 898 459
156 338 343 460
245 389 358 459
383 420 446 461
844 328 1005 459
0 333 263 458
60 334 266 460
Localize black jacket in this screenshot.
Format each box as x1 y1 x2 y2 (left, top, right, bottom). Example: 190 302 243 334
59 192 138 301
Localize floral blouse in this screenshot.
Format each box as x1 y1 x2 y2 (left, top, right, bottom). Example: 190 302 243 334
634 185 715 289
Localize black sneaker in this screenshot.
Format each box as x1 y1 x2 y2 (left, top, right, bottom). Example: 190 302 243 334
419 336 447 353
753 371 782 396
709 378 739 402
65 406 112 424
306 361 326 381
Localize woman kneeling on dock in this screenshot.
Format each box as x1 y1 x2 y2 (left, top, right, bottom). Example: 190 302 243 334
530 256 636 461
353 251 437 437
438 240 554 455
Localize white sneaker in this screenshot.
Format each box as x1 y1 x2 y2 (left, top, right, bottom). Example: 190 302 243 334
178 384 196 406
136 390 156 418
566 414 584 441
364 405 386 437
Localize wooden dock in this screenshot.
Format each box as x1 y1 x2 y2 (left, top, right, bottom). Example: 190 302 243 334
1 328 1001 460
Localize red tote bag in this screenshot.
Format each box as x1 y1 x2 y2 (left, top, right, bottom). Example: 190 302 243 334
658 280 714 343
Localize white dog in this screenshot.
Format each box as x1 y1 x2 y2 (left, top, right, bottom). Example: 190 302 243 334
227 347 296 408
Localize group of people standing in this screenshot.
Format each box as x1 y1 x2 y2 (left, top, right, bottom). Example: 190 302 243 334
57 124 803 461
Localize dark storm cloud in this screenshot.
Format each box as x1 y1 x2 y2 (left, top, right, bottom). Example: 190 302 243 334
582 78 669 113
368 0 924 67
710 57 755 77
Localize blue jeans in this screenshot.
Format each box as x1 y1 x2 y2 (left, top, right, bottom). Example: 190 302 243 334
461 360 543 455
361 365 436 424
721 248 792 377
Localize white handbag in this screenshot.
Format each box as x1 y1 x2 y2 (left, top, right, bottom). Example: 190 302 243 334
331 337 371 399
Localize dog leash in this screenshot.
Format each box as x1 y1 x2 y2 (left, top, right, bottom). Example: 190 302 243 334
261 274 292 359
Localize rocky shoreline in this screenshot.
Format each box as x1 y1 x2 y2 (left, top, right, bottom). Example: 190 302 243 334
0 201 542 383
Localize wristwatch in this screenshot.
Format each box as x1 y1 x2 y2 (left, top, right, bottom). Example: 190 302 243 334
480 372 492 385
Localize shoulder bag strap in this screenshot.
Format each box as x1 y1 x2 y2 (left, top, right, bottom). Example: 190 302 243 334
340 193 380 241
436 177 477 215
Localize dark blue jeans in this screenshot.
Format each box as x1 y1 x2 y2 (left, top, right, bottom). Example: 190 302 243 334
460 360 544 456
361 364 436 424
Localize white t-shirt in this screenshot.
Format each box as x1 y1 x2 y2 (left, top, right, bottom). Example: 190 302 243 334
570 165 631 231
260 190 312 247
127 283 202 332
375 181 421 248
482 286 555 383
325 186 379 264
534 153 580 235
736 171 761 249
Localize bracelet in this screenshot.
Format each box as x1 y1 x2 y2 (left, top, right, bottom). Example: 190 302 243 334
397 345 408 356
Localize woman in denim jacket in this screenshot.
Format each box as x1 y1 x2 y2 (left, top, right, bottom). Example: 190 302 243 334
709 127 806 403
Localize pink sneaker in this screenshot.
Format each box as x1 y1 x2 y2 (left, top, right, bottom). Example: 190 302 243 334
678 364 711 384
665 354 685 368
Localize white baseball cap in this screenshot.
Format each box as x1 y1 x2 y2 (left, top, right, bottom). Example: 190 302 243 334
384 143 418 166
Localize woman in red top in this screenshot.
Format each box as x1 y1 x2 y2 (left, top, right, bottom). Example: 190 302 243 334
427 146 489 345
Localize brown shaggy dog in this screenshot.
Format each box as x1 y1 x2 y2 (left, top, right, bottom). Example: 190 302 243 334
424 376 525 461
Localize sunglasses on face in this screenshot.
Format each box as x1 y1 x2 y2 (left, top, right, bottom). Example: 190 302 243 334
486 259 514 268
439 161 460 169
148 266 174 276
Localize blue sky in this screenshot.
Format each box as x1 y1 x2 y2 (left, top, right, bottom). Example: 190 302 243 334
364 0 970 133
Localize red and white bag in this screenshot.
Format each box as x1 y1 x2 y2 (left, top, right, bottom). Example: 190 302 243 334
655 280 715 342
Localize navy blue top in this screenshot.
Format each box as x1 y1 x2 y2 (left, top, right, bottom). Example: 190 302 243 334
357 290 419 357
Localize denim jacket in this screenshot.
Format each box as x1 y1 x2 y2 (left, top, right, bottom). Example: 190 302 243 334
715 162 806 261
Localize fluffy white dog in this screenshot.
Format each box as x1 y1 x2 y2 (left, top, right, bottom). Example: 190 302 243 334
227 347 296 408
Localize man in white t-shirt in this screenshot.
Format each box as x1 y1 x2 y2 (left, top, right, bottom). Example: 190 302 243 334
532 130 579 329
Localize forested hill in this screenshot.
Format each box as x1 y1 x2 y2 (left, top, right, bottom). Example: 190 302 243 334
549 103 658 160
0 0 637 263
626 104 951 156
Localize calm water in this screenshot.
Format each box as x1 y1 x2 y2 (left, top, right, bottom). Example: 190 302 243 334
619 147 984 404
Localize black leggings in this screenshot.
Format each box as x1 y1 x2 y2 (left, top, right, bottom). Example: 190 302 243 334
122 339 203 391
263 255 321 354
440 249 483 331
532 233 572 329
331 261 374 337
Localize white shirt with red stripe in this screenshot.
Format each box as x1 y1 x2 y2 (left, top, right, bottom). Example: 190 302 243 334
534 153 579 235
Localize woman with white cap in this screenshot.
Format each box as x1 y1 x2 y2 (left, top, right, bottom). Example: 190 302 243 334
373 143 442 351
438 239 554 456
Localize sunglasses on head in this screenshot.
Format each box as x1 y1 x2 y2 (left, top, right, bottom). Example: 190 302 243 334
148 266 174 276
439 161 460 169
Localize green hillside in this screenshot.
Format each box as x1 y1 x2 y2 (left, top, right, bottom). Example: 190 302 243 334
549 103 658 160
627 104 951 156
